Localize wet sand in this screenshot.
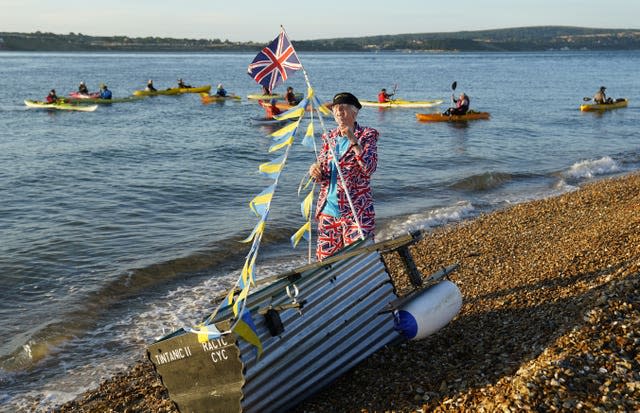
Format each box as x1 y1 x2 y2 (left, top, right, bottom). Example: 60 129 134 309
55 172 640 412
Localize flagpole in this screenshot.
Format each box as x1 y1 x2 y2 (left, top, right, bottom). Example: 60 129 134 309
280 25 366 242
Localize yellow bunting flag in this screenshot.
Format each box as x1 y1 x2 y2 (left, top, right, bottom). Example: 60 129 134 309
232 309 263 356
259 155 286 179
249 185 275 216
313 96 331 115
270 120 299 137
305 122 314 137
290 221 311 248
269 135 294 153
241 220 265 243
274 107 304 120
186 324 222 343
302 122 315 148
301 190 313 220
241 253 258 286
233 284 251 315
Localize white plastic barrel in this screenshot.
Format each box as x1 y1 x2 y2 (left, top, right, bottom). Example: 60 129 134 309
393 280 462 340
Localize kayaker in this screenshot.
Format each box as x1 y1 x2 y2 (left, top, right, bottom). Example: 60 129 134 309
146 79 157 92
99 84 112 100
308 92 378 261
443 92 470 116
261 85 272 96
78 81 89 95
593 86 613 104
45 89 58 104
216 84 227 97
377 88 394 103
263 99 282 119
285 86 300 105
177 78 192 89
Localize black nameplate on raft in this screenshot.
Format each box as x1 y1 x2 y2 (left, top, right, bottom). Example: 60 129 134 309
147 330 244 413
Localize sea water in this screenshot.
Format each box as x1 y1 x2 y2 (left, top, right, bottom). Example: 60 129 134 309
0 50 639 411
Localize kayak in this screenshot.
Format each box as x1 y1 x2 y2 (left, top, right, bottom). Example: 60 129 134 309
258 100 330 112
133 85 211 96
250 117 292 126
24 100 98 112
580 98 628 112
200 93 241 104
66 96 146 104
247 92 303 101
69 91 100 99
259 100 296 111
415 111 490 122
360 98 443 108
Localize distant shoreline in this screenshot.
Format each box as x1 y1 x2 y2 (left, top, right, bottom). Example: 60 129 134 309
2 25 640 52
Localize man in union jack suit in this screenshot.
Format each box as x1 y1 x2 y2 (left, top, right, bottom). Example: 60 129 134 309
309 92 379 261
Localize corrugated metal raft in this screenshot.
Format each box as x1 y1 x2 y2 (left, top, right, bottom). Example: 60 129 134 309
147 233 462 413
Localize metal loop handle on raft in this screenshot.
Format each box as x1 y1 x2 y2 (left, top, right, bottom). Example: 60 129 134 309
286 284 299 304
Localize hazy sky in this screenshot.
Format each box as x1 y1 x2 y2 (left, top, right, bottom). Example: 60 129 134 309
1 0 639 42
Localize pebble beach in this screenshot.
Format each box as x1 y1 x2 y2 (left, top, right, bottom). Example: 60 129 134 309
54 172 640 413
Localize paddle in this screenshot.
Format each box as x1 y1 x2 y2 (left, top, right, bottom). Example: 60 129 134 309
443 81 458 116
583 97 592 101
450 81 458 103
391 83 397 101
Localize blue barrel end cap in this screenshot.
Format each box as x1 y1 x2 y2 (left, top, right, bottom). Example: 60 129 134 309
393 309 418 339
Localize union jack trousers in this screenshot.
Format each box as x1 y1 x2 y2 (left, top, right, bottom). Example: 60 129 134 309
316 210 375 261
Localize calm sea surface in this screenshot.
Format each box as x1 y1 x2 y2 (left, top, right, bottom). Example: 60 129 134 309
1 50 639 411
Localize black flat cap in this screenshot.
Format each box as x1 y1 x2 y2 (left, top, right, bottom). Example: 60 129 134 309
332 92 362 109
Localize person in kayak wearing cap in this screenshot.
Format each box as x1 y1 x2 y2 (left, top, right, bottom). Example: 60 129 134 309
377 88 394 103
593 86 612 104
308 92 379 261
146 79 157 92
443 92 470 116
215 83 227 97
78 81 89 95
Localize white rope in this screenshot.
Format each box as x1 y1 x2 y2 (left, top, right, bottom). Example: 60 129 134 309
281 25 365 241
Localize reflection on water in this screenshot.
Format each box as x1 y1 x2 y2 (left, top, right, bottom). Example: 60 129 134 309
1 50 639 411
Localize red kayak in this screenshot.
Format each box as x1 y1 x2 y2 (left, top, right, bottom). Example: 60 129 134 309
69 91 100 99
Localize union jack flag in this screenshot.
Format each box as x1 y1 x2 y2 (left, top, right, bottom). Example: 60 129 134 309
247 31 302 92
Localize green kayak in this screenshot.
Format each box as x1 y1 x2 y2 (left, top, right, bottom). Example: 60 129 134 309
66 96 146 104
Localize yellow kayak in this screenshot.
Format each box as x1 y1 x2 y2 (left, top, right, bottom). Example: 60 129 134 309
580 98 628 112
360 98 443 108
200 93 241 104
24 100 98 112
416 111 490 122
133 85 211 96
247 92 303 101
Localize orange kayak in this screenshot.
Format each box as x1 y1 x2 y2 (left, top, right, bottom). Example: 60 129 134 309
416 111 490 122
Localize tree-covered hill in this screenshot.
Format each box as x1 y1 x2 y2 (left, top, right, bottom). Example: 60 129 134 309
1 26 639 52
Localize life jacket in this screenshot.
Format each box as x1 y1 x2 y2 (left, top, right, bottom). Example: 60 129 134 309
265 105 281 119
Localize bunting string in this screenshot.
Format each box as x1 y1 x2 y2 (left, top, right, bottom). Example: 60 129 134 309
185 26 345 355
